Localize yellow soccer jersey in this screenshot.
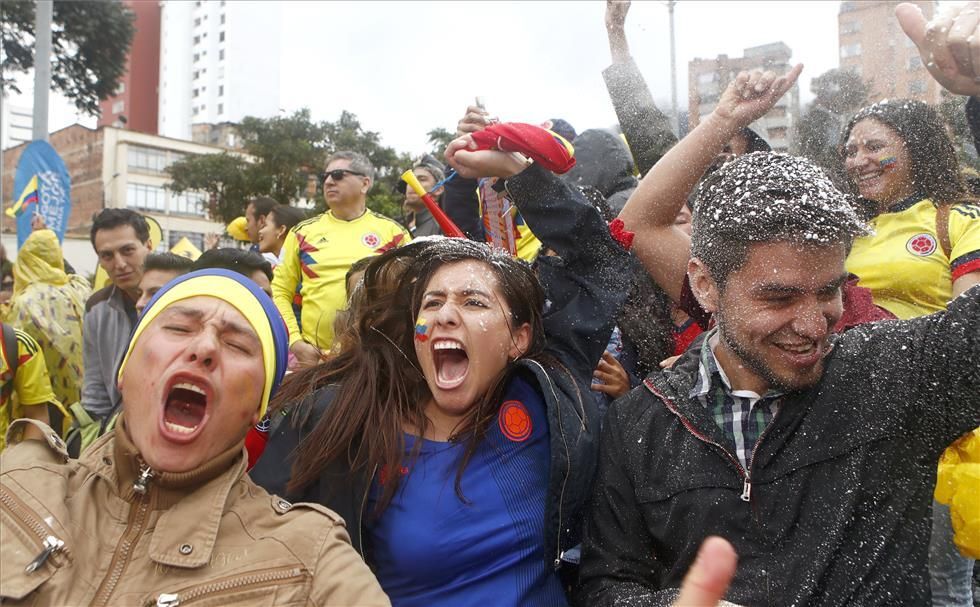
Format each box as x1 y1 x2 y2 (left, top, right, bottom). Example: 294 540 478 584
846 198 980 320
1 328 59 450
273 209 411 349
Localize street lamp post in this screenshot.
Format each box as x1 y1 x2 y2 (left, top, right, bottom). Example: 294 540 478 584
32 0 53 142
667 0 678 136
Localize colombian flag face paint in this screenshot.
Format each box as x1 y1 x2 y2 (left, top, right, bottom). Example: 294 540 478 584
878 155 898 168
414 316 430 342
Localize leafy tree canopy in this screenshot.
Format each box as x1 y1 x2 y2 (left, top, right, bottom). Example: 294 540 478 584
166 109 417 223
1 0 135 115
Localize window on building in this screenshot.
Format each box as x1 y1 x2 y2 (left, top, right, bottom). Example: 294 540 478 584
840 43 861 58
168 231 206 250
768 127 788 140
126 183 166 212
194 17 201 26
194 35 201 45
697 72 715 85
193 70 200 80
193 88 199 98
847 64 862 77
219 48 225 60
219 31 225 42
115 82 125 95
112 100 124 114
908 55 923 70
218 85 224 96
840 20 861 35
172 192 207 217
220 14 225 24
218 103 224 114
909 80 927 94
193 53 200 62
128 146 169 173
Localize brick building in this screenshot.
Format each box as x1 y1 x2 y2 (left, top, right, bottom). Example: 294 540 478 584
838 0 941 104
98 0 162 134
688 42 800 152
2 125 232 269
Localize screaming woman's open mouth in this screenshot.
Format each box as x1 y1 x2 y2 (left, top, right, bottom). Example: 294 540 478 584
161 380 210 440
432 339 469 390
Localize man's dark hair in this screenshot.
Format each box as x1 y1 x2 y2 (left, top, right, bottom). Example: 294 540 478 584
327 150 375 183
90 208 150 247
144 252 194 275
248 196 278 217
192 247 273 281
691 152 868 288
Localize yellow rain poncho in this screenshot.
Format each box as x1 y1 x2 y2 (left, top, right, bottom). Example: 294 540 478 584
3 229 90 410
935 429 980 559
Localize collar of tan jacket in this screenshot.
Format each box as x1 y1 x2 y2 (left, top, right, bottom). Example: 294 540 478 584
91 414 249 568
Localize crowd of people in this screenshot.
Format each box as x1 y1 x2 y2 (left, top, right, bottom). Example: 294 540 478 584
1 1 979 605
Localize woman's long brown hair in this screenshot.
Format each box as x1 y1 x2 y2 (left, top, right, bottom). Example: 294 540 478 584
272 238 550 516
840 99 978 219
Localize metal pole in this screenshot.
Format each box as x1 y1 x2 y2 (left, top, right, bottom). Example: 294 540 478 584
668 0 678 136
32 0 53 141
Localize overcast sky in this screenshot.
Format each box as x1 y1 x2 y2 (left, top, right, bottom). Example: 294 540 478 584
15 1 897 155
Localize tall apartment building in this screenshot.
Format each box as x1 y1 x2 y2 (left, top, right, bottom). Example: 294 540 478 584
158 0 282 140
838 0 940 104
1 96 33 149
688 42 800 152
97 0 161 134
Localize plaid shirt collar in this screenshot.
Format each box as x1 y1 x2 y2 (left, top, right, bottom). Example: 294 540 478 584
690 329 784 402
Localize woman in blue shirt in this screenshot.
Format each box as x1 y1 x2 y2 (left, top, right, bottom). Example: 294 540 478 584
253 133 633 606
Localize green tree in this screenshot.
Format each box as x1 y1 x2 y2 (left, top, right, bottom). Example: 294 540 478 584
426 127 455 157
238 109 329 203
1 0 135 115
166 153 263 222
167 109 414 223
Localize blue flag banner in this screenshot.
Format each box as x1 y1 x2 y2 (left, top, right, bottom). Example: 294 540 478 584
11 141 72 249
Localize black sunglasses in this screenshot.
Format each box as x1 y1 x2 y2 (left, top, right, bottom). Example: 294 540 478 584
320 168 365 182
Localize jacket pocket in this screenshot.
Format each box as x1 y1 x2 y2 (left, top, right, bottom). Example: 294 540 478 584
144 565 311 607
0 485 70 600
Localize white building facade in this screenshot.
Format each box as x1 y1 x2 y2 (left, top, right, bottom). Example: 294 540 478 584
1 96 33 149
158 0 282 139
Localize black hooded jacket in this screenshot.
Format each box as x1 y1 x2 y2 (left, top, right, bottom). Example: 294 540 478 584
253 164 633 579
564 129 638 215
578 286 980 607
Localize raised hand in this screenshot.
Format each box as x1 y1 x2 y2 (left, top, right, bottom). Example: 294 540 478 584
897 1 980 97
444 134 527 180
605 0 632 63
605 0 631 31
714 64 803 129
457 105 492 137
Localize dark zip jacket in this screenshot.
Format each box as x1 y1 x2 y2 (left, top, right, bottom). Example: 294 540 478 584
252 164 633 580
577 285 980 607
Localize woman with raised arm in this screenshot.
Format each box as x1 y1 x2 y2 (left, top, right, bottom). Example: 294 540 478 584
845 4 980 604
251 136 633 606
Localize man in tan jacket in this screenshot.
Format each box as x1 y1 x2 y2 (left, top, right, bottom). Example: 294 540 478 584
0 268 389 606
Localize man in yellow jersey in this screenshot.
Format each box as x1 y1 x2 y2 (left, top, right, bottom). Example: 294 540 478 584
0 324 64 450
273 151 410 366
